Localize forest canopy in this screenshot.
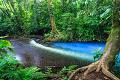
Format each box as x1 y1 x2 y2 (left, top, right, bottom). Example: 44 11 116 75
0 0 112 41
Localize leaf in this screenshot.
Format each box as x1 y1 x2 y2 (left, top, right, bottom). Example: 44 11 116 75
0 40 11 49
68 65 77 70
30 72 45 79
0 60 7 66
100 8 111 18
45 68 52 74
61 76 67 80
61 13 72 17
7 47 15 54
92 47 101 53
59 66 67 74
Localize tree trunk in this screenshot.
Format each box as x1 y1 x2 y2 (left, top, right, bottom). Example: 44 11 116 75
100 26 120 69
102 0 120 68
48 0 57 32
68 0 120 80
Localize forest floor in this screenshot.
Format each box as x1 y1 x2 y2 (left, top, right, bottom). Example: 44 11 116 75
52 71 111 80
40 66 111 80
74 71 111 80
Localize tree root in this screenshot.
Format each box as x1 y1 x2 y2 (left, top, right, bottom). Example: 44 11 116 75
68 60 120 80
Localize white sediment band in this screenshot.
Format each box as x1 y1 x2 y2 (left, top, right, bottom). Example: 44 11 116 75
30 40 94 61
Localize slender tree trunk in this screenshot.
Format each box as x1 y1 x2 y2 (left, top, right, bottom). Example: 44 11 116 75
48 0 57 32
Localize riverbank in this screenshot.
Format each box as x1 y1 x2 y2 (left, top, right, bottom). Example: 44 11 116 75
2 36 120 80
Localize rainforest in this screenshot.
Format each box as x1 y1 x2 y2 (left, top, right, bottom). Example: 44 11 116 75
0 0 120 80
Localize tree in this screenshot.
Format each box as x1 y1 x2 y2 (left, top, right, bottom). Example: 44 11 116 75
48 0 59 34
68 0 120 80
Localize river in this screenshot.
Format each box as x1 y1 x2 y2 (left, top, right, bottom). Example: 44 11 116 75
9 38 120 67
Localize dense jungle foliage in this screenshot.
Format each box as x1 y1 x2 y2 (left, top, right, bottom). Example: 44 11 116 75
0 0 120 79
0 0 112 41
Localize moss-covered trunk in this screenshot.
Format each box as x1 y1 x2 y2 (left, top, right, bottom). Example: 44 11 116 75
100 0 120 68
101 27 120 68
68 0 120 79
48 0 57 32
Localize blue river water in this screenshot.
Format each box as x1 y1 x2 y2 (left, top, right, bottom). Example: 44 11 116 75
52 42 120 66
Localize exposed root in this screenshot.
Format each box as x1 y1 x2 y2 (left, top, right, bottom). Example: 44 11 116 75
102 67 120 80
68 66 88 80
68 60 120 80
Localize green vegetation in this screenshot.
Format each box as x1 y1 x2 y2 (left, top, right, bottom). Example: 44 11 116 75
92 47 103 61
0 0 120 79
0 0 112 41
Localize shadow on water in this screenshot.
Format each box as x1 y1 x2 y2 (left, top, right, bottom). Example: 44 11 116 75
9 38 93 67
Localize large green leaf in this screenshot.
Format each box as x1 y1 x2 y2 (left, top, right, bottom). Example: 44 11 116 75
0 40 11 49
